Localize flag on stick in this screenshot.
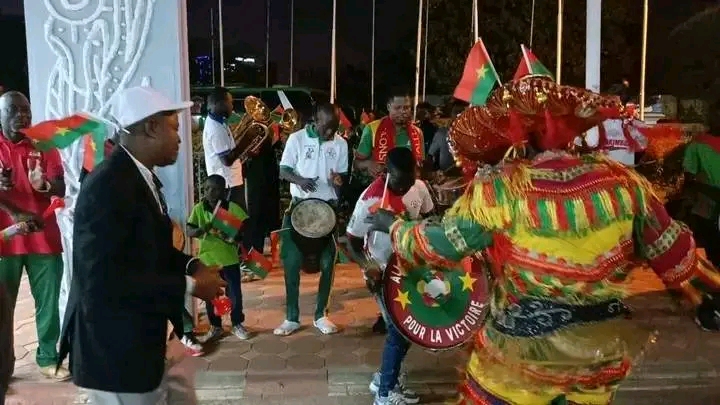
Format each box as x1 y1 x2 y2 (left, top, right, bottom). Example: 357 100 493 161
82 134 113 172
243 248 272 279
20 114 106 151
336 106 353 137
453 39 501 106
210 202 248 240
360 111 372 125
513 44 554 81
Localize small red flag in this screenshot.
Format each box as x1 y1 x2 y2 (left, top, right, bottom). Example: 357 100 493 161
513 44 554 81
242 248 272 279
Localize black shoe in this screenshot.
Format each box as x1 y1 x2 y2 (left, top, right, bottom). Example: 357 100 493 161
372 315 387 334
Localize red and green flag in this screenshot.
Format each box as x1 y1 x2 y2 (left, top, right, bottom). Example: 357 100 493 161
210 202 248 240
337 107 353 138
360 111 372 125
513 44 554 81
243 248 272 279
20 114 105 151
453 38 500 106
82 132 113 172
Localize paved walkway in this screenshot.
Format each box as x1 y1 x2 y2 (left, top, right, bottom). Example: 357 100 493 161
7 261 720 404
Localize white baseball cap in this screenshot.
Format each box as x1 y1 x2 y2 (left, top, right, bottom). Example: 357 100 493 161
110 86 193 128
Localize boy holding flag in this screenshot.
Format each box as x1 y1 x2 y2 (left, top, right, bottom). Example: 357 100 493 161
185 175 252 353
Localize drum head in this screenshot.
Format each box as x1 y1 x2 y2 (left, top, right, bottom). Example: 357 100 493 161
381 254 490 350
434 177 468 192
290 198 337 238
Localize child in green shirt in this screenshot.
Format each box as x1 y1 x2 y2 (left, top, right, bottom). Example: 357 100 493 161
182 175 250 355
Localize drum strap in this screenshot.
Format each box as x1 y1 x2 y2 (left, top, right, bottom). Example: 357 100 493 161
491 298 630 338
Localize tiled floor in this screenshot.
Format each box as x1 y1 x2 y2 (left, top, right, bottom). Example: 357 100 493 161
7 262 720 404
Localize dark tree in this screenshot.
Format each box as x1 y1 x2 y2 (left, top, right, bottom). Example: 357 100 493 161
662 5 720 102
421 0 641 94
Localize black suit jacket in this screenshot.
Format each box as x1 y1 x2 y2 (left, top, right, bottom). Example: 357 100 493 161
58 147 192 393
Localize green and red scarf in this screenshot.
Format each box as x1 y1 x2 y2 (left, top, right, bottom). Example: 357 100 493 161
371 117 423 164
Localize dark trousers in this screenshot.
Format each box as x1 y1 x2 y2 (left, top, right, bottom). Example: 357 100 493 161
228 185 246 210
206 264 245 327
242 178 278 253
689 214 720 267
0 283 13 401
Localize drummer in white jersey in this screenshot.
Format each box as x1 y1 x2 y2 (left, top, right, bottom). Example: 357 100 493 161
344 147 434 405
580 117 648 166
274 102 349 336
576 88 647 166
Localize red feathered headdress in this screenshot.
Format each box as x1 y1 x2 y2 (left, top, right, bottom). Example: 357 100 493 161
449 76 629 165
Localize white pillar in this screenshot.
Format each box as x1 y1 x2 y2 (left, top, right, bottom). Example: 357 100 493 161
24 0 194 327
585 0 601 93
585 0 602 143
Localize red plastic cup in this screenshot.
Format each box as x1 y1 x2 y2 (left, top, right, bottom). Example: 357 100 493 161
212 296 232 316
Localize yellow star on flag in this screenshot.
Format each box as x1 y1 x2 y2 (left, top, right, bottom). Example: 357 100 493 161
459 272 477 292
476 65 487 80
89 139 96 152
56 127 70 136
394 290 411 310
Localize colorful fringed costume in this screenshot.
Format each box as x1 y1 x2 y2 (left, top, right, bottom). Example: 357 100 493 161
379 76 720 405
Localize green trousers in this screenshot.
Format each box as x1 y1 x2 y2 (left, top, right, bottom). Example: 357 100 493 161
0 254 62 367
280 213 336 322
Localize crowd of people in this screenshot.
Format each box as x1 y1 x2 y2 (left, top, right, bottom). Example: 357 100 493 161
0 67 719 405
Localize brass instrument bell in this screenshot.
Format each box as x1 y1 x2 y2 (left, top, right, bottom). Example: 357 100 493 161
279 108 301 134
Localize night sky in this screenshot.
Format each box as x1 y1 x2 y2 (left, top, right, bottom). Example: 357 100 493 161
185 0 413 84
0 0 416 85
0 0 718 90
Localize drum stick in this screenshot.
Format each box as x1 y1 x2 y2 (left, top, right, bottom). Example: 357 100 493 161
372 174 391 245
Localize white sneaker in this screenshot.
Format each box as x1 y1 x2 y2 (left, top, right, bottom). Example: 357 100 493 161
374 391 407 405
273 320 301 336
232 324 250 340
199 326 224 343
180 335 204 357
369 372 419 404
313 317 338 335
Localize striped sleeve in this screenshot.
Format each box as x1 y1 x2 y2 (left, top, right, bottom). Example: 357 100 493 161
636 197 720 305
389 216 492 269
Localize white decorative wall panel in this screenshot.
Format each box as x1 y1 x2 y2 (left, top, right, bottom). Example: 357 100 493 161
25 0 193 222
26 0 194 325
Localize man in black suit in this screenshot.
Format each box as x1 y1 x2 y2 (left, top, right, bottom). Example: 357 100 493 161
58 86 226 404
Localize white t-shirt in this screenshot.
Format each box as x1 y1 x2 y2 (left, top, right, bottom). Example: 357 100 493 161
581 119 648 166
279 127 349 201
202 117 243 187
346 180 434 268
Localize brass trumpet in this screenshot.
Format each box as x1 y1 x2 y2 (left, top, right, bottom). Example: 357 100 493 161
229 96 273 162
279 108 301 134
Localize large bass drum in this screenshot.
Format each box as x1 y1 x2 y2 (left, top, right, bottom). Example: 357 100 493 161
289 198 337 274
381 251 490 350
430 177 468 214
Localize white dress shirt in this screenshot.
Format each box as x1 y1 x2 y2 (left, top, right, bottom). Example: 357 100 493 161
121 146 196 294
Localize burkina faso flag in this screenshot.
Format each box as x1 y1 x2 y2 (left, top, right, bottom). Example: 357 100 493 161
513 44 554 81
211 202 248 240
20 114 106 151
243 248 272 279
453 38 500 106
82 133 113 172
